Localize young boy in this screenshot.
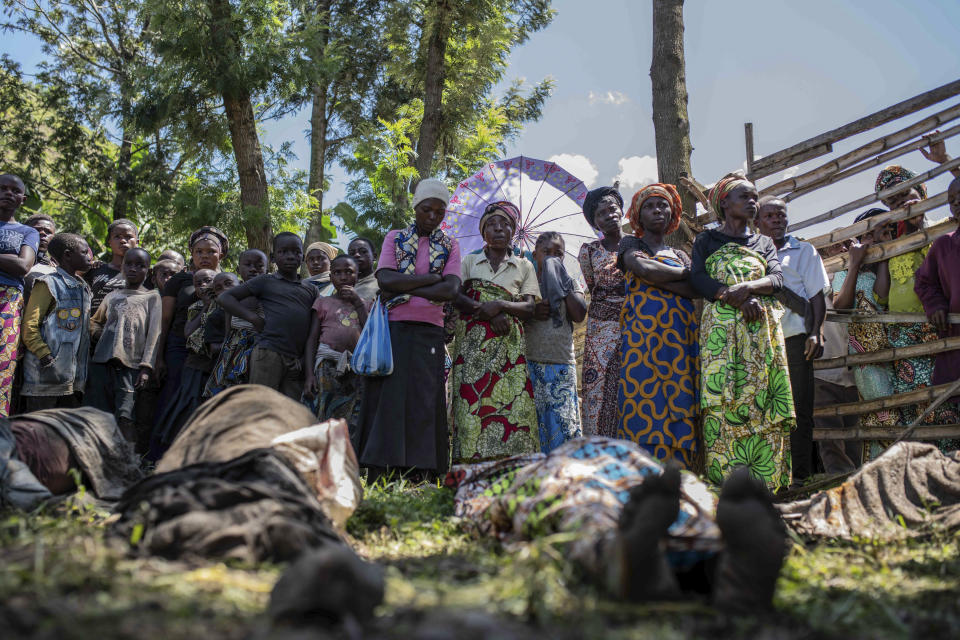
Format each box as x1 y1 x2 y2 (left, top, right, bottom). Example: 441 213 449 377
84 219 138 316
87 248 162 441
151 258 180 293
304 255 371 426
204 250 268 397
219 233 316 400
0 174 39 416
20 233 93 411
524 232 587 453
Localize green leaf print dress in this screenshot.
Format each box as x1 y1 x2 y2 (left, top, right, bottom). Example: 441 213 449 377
701 243 795 490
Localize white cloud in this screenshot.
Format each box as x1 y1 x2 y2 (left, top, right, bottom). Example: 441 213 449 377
613 155 658 195
587 90 629 106
549 153 599 188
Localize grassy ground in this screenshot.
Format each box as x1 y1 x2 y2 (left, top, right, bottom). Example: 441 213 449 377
1 479 958 639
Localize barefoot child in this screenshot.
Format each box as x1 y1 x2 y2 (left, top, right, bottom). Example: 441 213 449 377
304 255 371 427
20 233 93 411
204 249 267 396
88 248 162 441
219 234 316 399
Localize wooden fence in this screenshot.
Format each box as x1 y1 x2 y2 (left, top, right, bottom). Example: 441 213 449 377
681 79 960 445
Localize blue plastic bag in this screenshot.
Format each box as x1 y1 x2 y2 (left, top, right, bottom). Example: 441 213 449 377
351 297 393 376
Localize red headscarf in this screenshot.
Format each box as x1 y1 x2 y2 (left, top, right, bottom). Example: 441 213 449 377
627 183 683 237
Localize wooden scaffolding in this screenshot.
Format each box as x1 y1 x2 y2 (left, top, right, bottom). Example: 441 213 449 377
685 79 960 446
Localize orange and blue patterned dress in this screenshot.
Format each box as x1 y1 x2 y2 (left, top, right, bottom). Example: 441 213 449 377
616 241 700 469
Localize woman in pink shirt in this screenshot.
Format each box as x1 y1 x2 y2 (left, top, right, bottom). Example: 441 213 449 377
355 179 461 481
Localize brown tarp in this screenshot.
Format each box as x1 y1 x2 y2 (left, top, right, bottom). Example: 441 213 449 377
779 442 960 539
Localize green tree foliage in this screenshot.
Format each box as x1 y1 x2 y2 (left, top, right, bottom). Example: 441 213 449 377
1 0 554 256
338 0 554 237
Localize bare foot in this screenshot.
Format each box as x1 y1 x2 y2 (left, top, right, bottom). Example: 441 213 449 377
713 466 788 613
612 464 682 601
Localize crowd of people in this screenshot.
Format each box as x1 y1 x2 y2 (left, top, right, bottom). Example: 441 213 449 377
0 145 957 490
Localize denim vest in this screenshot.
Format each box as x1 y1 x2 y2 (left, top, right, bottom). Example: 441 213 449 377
22 268 91 396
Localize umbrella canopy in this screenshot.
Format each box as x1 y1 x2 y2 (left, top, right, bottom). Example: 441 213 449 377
442 156 598 279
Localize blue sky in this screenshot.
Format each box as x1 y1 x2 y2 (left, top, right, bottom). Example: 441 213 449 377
5 0 960 241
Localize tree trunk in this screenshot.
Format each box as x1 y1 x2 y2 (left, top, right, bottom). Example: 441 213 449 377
207 0 272 252
305 83 331 245
223 90 272 252
650 0 694 251
112 124 134 221
305 0 334 245
413 0 454 183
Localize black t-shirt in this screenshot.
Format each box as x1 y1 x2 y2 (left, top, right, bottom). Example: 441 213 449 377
690 229 783 300
162 271 198 341
85 263 124 314
239 273 317 357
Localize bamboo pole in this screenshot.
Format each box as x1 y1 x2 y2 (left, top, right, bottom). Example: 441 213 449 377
749 78 960 180
784 124 960 202
813 335 960 370
744 122 755 176
813 381 959 418
750 144 832 182
760 103 960 197
822 219 957 274
826 311 960 324
805 192 948 249
814 424 960 441
788 156 960 232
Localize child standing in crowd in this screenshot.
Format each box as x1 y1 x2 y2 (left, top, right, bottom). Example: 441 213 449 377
20 233 93 411
151 259 179 293
150 268 216 457
158 249 185 272
219 233 316 400
202 272 237 360
88 248 161 442
304 255 371 427
348 237 380 301
303 241 338 295
204 249 267 397
85 219 138 316
0 174 39 417
524 232 586 453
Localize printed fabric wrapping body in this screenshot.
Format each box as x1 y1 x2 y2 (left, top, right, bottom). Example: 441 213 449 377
350 297 393 376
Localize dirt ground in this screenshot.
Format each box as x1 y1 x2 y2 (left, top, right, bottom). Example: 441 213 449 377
1 479 958 640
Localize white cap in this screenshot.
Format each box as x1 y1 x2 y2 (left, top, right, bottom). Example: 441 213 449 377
412 178 450 208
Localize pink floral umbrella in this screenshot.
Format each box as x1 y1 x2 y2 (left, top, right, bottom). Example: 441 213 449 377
442 155 596 278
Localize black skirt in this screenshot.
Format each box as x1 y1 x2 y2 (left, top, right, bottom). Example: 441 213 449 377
148 365 209 461
356 321 448 473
